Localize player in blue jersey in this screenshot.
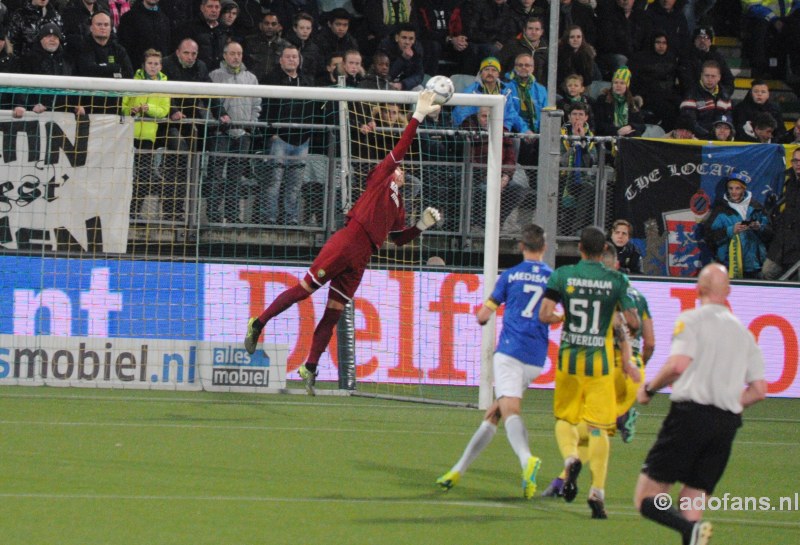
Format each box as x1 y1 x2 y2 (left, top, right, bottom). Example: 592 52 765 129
436 224 553 499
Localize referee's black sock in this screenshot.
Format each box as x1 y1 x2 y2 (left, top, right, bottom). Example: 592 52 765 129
640 497 694 545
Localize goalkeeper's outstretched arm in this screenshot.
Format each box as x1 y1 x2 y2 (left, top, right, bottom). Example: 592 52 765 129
390 207 441 246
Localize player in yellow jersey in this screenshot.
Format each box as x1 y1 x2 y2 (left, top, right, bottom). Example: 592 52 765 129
539 227 641 518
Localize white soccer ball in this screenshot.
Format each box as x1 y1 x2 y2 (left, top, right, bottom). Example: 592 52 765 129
426 75 455 105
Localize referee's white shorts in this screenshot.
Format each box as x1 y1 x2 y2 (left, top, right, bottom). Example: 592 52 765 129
493 352 543 399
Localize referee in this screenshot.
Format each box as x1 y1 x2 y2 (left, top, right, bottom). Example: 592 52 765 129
634 264 767 545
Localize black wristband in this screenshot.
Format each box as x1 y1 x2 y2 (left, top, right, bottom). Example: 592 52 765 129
644 383 657 397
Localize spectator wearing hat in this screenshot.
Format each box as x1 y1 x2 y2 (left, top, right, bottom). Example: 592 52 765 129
117 0 171 68
733 79 786 143
593 66 646 137
677 25 734 96
314 8 359 59
629 30 681 131
711 113 735 141
61 0 109 53
666 113 698 139
679 59 731 139
763 147 800 279
7 0 64 57
13 22 82 115
705 172 772 279
452 56 532 136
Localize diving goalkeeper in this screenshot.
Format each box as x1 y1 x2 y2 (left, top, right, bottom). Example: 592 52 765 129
244 89 443 395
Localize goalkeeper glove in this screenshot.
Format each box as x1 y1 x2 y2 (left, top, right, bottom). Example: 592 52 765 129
412 90 441 121
416 207 441 231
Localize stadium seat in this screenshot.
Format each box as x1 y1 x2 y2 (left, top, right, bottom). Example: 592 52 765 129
450 74 477 94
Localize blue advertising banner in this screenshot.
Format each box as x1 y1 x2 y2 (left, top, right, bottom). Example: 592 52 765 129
0 256 202 339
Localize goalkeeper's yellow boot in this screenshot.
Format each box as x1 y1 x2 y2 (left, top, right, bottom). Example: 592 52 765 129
522 456 542 499
298 364 318 396
436 470 460 491
244 317 260 355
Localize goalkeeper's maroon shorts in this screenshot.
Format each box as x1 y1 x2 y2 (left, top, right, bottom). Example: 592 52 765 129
304 222 374 303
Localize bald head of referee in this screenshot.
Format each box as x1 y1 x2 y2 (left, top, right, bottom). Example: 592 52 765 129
697 263 730 304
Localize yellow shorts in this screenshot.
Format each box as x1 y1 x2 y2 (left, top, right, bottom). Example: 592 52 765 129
554 367 616 431
614 362 645 418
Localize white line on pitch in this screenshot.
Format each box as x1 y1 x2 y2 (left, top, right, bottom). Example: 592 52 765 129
0 492 516 510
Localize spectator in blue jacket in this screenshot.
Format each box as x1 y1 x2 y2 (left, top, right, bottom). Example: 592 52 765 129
452 56 533 136
706 172 773 279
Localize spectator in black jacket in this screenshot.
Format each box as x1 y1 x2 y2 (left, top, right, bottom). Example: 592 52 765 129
509 0 549 35
595 0 651 79
13 22 82 116
283 11 322 80
499 16 548 85
415 0 467 74
629 30 680 130
464 0 519 73
257 43 315 226
733 80 786 143
7 0 64 57
763 148 800 280
593 65 645 136
117 0 171 67
174 0 229 70
677 25 734 96
61 0 107 53
360 0 417 59
73 11 133 113
243 10 287 82
314 8 359 59
557 23 598 87
161 38 226 220
358 50 392 90
609 219 643 274
380 23 424 90
558 0 596 46
646 0 690 57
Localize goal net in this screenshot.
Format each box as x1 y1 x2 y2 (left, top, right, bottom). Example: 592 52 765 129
0 73 505 408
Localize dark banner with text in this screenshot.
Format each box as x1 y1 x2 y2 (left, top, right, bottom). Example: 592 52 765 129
615 139 786 276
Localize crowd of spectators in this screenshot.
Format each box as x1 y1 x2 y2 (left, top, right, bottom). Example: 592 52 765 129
0 0 797 277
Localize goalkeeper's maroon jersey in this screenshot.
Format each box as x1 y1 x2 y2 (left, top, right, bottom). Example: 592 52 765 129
346 117 420 248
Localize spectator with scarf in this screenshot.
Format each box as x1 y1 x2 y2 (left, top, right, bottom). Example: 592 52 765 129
593 66 646 137
706 173 772 279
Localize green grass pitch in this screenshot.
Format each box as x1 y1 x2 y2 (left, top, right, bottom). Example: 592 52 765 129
2 385 798 544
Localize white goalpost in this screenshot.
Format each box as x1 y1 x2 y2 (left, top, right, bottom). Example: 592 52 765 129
0 73 504 409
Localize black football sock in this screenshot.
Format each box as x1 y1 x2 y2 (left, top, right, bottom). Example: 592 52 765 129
640 497 694 544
